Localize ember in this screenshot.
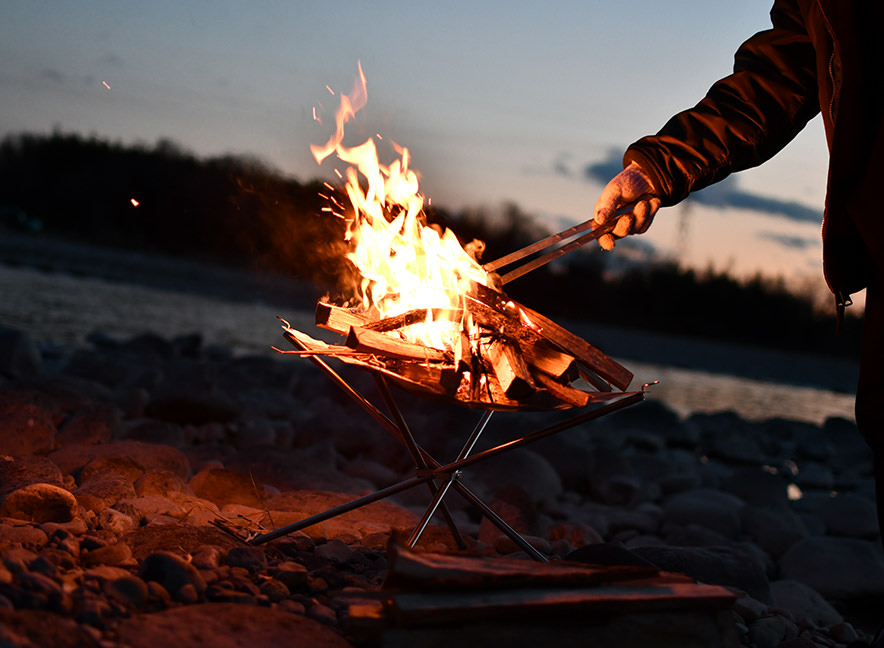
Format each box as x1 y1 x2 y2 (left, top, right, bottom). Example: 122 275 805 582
280 64 634 410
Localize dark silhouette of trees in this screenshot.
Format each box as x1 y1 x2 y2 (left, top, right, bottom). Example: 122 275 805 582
0 131 861 358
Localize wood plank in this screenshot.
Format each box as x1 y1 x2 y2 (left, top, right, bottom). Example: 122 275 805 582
532 371 590 408
469 283 633 391
524 342 576 380
485 339 535 400
315 302 369 335
346 326 449 364
361 308 464 333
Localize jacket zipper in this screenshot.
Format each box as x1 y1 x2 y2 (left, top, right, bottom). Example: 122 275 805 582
817 0 849 331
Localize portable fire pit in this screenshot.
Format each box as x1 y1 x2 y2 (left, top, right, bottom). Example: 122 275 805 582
244 271 647 562
237 65 651 560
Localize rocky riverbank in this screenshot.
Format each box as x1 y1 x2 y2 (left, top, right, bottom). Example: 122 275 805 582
0 323 882 646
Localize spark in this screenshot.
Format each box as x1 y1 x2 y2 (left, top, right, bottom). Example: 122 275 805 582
312 106 321 124
376 133 383 140
333 168 343 179
102 81 111 90
325 85 334 95
323 182 335 191
130 198 139 207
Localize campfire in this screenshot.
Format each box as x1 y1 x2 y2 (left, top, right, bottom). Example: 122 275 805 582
276 64 633 410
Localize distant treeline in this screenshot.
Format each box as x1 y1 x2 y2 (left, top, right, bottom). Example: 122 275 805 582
0 132 862 358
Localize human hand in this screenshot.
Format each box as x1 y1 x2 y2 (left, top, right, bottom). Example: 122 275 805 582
592 162 661 250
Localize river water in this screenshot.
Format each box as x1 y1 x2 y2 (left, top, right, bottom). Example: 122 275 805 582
0 263 857 427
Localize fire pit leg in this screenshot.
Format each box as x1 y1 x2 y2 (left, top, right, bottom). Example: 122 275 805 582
407 409 494 547
247 474 433 545
374 374 469 550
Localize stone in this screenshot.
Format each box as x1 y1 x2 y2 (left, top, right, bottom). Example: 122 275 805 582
631 544 771 603
225 445 374 495
98 508 138 535
114 495 184 523
813 492 879 539
56 402 120 446
0 523 49 548
793 462 834 491
137 550 207 600
74 474 137 512
585 444 640 506
188 466 267 509
705 433 765 464
662 488 745 538
779 536 884 600
80 540 133 567
0 608 101 647
478 485 544 544
0 455 65 498
61 346 162 389
748 615 799 648
146 361 239 425
134 469 193 499
79 454 146 483
263 490 419 538
103 574 150 609
271 560 309 591
119 418 186 446
110 602 353 648
739 505 807 559
49 440 191 480
720 467 790 509
0 404 56 456
0 483 77 523
225 546 268 573
0 327 41 378
769 580 843 627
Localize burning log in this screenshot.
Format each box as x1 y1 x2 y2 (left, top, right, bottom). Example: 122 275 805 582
316 302 369 334
484 339 535 400
293 285 631 411
346 326 450 364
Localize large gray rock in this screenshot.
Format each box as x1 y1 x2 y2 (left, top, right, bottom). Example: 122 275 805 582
813 492 879 539
769 579 843 627
739 505 807 558
779 536 884 600
662 488 745 538
631 544 771 603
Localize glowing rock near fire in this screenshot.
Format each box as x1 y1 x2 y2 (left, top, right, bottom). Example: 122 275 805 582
312 63 489 352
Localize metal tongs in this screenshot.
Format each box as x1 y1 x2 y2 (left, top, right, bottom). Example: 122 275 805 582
483 214 625 285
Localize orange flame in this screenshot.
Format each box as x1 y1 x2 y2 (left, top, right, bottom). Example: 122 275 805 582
314 63 489 352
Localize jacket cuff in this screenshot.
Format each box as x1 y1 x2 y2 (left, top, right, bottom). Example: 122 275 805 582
622 147 683 207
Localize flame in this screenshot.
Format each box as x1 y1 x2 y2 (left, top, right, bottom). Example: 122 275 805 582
314 63 489 351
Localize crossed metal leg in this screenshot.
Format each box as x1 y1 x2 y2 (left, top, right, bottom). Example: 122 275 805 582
248 347 644 562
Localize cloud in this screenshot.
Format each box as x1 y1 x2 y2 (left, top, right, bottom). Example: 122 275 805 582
583 148 822 224
39 68 65 84
757 231 819 250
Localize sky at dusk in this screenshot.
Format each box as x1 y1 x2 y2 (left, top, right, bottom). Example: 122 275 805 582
1 1 833 295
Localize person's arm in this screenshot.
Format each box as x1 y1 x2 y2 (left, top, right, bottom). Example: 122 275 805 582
595 0 820 248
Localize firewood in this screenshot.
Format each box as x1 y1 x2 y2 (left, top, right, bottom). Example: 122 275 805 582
518 303 632 390
532 371 590 408
361 308 464 333
484 339 535 400
524 342 577 381
469 283 633 391
315 302 369 335
346 326 449 364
